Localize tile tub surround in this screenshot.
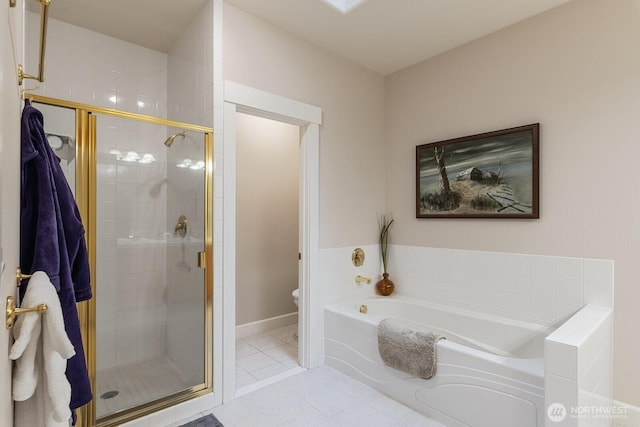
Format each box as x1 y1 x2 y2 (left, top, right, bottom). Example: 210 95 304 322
386 245 614 323
545 305 614 427
321 245 614 426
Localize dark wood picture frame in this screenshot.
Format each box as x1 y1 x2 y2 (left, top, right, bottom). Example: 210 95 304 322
416 123 539 219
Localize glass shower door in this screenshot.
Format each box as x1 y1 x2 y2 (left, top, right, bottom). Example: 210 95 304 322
31 96 213 427
93 115 209 420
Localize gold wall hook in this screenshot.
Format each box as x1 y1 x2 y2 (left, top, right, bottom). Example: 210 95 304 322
6 296 48 329
17 0 51 85
17 64 39 86
16 267 33 287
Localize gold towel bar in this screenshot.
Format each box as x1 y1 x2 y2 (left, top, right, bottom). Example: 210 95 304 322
17 0 51 85
16 267 33 287
6 296 48 329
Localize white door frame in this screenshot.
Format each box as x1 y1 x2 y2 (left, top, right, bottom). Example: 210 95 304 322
222 81 321 402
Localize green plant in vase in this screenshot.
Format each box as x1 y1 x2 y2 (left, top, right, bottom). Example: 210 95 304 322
376 214 395 296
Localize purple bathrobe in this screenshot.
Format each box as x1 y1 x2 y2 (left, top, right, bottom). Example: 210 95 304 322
20 100 93 418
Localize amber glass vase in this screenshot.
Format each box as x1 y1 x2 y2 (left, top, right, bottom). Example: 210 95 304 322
376 273 395 296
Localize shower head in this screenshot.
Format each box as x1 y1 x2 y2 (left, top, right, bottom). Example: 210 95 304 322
164 131 186 147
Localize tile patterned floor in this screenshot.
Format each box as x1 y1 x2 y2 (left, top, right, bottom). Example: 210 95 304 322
236 324 299 390
209 365 445 427
96 356 192 418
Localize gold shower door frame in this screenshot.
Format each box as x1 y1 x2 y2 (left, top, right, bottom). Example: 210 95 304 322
28 95 214 427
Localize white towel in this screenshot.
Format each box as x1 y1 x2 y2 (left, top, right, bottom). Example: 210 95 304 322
10 271 76 427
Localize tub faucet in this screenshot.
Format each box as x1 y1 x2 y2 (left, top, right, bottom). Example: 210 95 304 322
355 275 372 284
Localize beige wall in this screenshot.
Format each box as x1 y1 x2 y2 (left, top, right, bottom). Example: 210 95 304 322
223 4 387 248
236 113 300 324
385 0 640 405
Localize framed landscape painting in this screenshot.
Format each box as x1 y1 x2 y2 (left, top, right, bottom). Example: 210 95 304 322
416 123 539 219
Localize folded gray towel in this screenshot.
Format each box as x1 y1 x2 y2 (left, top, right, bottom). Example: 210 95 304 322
377 318 445 379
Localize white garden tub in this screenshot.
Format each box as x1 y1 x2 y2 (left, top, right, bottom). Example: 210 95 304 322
324 296 555 427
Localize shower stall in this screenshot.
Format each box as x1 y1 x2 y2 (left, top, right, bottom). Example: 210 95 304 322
29 95 213 427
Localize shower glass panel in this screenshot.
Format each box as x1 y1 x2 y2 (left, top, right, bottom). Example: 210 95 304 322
31 97 213 427
35 103 77 191
94 116 206 419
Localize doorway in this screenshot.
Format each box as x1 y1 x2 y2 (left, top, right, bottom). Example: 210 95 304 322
234 113 300 391
222 81 322 402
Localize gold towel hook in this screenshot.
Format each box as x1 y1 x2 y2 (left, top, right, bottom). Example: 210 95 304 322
16 267 33 287
19 80 40 101
6 296 47 329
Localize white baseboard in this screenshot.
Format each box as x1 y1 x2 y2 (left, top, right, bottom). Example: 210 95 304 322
236 312 298 339
613 400 640 427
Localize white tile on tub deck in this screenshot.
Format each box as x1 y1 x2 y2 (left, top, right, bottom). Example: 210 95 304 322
556 278 584 304
584 280 614 308
545 375 579 427
583 259 613 285
555 257 583 281
556 300 583 322
531 275 555 299
507 293 531 316
545 340 578 380
486 291 507 312
506 253 530 276
579 338 611 398
530 255 555 277
531 297 555 321
462 289 486 308
507 274 531 296
577 312 612 380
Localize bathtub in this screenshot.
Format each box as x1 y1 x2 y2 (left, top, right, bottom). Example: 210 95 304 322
324 297 555 427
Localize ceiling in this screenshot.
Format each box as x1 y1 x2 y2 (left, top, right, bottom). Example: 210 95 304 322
41 0 572 76
39 0 210 54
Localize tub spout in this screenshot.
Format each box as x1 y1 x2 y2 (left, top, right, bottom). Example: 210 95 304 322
355 275 372 284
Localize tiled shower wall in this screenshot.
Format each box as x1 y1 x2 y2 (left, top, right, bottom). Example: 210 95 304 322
165 0 214 383
26 13 170 370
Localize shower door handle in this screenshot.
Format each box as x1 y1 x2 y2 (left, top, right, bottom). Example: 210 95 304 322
197 252 206 269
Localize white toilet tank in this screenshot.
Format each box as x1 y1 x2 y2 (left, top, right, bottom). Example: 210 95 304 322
292 288 299 307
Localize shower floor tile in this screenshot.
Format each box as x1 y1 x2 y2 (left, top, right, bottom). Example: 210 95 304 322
96 355 193 418
235 323 298 391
